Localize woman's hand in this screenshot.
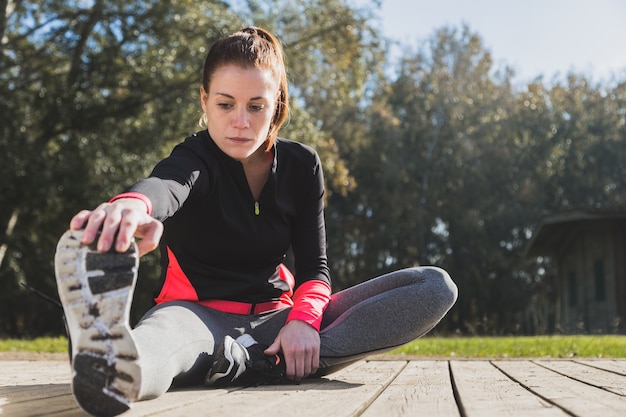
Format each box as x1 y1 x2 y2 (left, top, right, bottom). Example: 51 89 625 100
265 320 320 381
69 198 163 257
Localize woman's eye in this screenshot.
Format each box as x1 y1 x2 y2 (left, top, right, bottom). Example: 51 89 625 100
249 104 265 112
217 103 233 109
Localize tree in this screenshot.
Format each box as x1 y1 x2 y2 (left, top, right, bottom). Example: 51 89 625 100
0 0 378 336
327 25 626 334
542 76 626 209
0 0 236 335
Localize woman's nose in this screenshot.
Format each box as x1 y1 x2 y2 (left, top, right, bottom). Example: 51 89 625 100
232 108 249 129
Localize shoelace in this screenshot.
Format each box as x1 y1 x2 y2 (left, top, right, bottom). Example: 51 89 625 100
22 282 71 360
21 282 62 309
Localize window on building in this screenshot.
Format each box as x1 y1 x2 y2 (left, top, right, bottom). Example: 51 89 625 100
593 259 606 302
568 271 577 307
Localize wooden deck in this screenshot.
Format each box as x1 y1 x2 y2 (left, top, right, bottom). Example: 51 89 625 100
1 356 625 416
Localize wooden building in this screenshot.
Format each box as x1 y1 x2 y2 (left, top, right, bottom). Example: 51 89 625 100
526 210 626 334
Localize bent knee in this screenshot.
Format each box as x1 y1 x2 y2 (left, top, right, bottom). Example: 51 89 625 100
415 266 458 309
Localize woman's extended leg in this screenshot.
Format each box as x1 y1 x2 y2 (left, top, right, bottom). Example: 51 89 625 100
132 300 271 399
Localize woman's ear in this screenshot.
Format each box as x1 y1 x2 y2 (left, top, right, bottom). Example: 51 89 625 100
199 85 209 127
200 85 208 111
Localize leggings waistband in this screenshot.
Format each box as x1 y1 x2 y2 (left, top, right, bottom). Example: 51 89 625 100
196 298 292 315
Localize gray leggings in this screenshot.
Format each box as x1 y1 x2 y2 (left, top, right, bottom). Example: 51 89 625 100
133 266 458 399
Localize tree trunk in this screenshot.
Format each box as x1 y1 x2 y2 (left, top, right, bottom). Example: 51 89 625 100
0 207 19 269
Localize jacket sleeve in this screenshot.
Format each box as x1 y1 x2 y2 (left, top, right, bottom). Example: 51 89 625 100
290 149 331 288
124 139 206 221
286 280 331 331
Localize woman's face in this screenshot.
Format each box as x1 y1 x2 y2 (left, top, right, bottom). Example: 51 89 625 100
201 64 278 163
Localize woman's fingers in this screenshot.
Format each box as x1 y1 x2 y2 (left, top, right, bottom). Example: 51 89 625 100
135 220 164 257
67 201 163 257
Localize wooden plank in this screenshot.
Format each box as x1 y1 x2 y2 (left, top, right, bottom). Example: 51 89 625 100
0 360 76 417
361 360 460 417
46 407 87 417
3 361 385 417
451 361 569 417
0 360 70 386
575 359 626 376
537 360 626 396
126 363 368 417
0 384 69 403
0 388 77 417
255 360 406 417
143 360 406 417
494 360 626 417
143 379 331 417
121 385 245 417
122 361 368 417
5 359 626 417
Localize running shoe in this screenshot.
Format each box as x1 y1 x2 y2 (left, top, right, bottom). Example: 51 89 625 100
55 229 141 417
205 334 293 387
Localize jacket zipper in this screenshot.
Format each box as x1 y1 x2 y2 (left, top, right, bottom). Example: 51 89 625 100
254 201 260 215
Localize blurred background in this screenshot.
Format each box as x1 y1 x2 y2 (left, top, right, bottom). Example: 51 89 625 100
1 0 625 338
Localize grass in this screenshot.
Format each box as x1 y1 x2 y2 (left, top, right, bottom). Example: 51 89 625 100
0 336 68 353
391 335 626 358
1 335 625 358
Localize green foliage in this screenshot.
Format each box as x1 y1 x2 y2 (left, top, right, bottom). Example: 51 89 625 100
328 24 626 334
0 0 238 335
0 0 374 336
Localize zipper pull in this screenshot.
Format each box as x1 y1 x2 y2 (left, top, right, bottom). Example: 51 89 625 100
254 201 260 215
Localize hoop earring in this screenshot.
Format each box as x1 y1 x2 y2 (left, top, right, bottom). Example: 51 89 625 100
198 113 207 128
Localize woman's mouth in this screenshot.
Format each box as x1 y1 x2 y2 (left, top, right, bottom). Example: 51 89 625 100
228 137 250 143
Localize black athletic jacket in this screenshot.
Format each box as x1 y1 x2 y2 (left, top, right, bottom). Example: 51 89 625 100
126 130 331 305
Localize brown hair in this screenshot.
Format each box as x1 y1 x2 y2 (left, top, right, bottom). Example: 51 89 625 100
200 27 289 150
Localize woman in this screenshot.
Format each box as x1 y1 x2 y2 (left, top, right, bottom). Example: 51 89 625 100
55 27 457 417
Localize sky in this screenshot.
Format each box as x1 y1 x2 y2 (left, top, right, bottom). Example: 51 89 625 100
359 0 626 83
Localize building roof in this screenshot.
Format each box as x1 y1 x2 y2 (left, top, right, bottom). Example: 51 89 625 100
525 209 626 257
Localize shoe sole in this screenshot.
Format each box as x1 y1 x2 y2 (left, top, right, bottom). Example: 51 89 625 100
55 229 141 417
